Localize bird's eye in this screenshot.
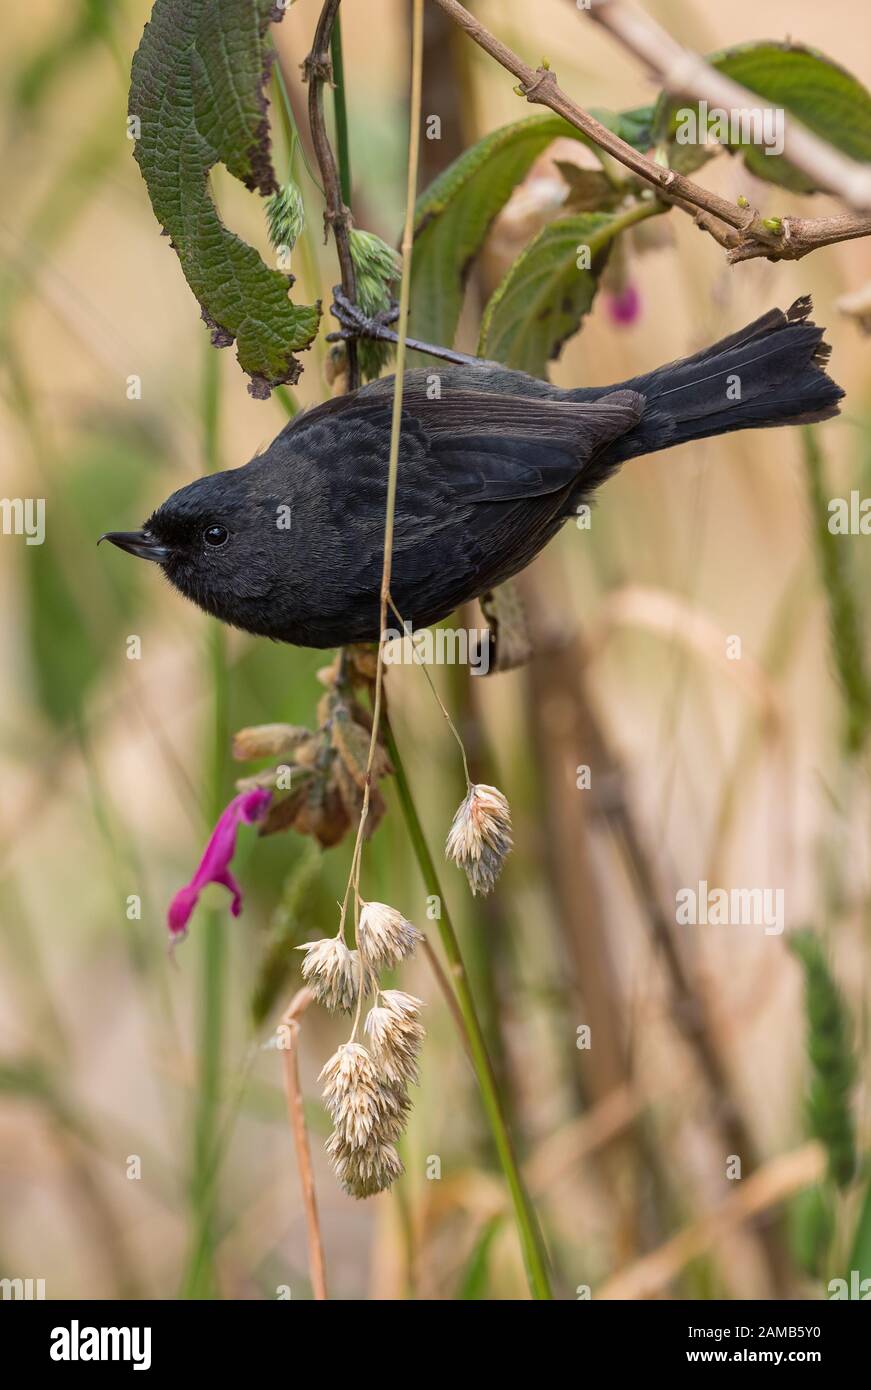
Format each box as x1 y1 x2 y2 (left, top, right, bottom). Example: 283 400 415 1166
203 524 229 548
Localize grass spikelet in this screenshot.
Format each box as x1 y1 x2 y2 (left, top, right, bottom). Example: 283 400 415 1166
445 783 513 895
789 929 857 1188
348 228 402 380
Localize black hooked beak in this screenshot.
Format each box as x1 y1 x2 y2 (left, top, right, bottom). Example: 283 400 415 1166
98 530 171 563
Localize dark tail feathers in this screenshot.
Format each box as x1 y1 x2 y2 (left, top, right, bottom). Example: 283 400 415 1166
593 296 843 464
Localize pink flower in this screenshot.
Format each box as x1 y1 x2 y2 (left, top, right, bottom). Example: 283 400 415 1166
605 283 641 326
167 788 272 942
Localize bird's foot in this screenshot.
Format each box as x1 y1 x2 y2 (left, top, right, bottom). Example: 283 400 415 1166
327 287 400 345
327 285 482 368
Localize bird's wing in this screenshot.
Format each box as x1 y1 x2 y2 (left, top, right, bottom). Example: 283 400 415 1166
272 383 644 630
393 385 644 502
286 384 643 504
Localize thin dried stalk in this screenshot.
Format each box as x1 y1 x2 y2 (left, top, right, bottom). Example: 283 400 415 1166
303 0 359 389
279 988 328 1300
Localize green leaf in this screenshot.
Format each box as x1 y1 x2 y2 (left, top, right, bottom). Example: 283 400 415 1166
129 0 320 395
555 161 620 214
656 42 871 192
478 210 632 377
599 104 655 151
411 115 570 351
410 110 649 351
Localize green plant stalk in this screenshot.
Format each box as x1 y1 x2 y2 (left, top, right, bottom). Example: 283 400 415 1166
271 62 326 370
274 384 299 419
182 345 229 1299
384 719 553 1299
330 17 352 207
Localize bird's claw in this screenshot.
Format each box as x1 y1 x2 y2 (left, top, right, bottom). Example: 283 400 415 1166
327 286 400 343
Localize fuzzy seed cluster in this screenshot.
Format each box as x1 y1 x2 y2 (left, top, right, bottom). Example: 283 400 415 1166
299 903 425 1198
445 783 513 895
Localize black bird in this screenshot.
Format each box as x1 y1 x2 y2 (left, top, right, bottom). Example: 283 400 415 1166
102 298 842 648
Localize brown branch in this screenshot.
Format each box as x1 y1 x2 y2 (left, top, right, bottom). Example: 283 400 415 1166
661 192 740 249
279 987 328 1301
586 0 871 262
429 0 871 265
429 0 765 229
726 212 871 263
303 0 359 391
661 196 871 262
587 0 871 213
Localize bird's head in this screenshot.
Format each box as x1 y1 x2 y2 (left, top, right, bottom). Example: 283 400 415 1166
100 466 290 636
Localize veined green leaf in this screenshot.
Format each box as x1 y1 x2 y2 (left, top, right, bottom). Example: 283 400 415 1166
129 0 320 395
410 110 650 351
656 42 871 192
478 209 643 377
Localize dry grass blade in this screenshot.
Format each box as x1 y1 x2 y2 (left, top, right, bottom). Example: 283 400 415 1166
278 987 328 1300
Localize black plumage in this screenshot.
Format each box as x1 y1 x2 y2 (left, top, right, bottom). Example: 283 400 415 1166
102 298 843 648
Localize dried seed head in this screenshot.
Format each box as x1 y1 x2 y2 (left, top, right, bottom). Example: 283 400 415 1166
319 1042 409 1150
373 1081 412 1143
296 937 369 1013
445 783 513 895
232 723 311 761
357 901 422 970
325 1129 405 1199
365 991 426 1087
319 1042 389 1148
380 989 425 1021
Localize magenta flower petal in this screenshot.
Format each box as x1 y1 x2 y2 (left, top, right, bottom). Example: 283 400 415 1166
167 788 272 942
606 283 641 326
